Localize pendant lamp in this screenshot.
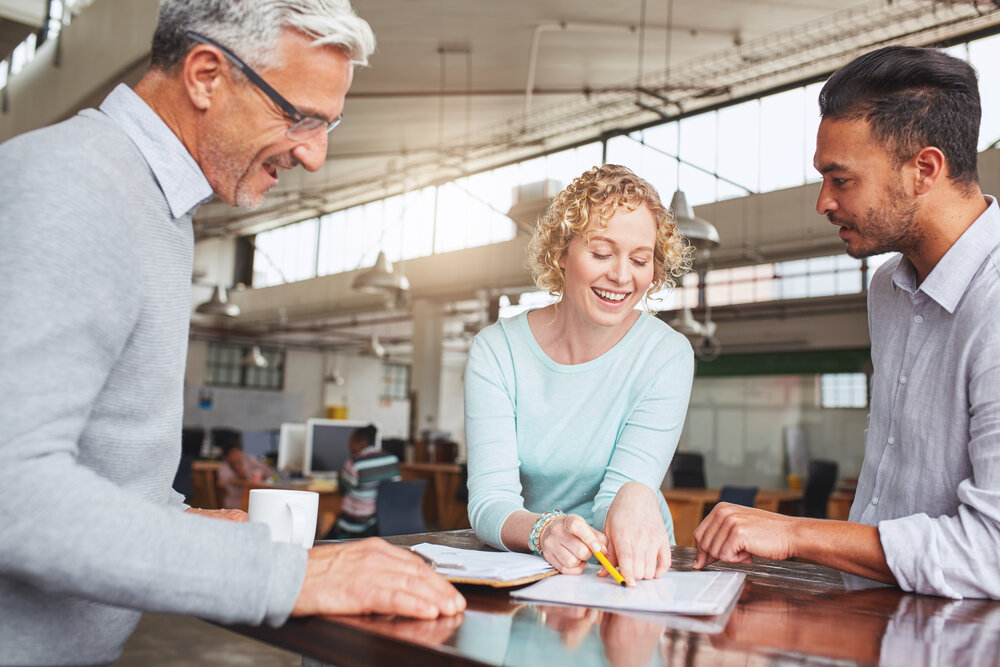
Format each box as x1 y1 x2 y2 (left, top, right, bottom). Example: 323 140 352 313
352 251 410 295
242 345 268 368
195 284 240 317
669 191 720 250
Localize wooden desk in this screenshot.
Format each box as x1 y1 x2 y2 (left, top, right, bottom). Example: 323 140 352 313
240 481 342 539
663 488 804 548
399 462 470 531
828 489 856 521
223 529 1000 666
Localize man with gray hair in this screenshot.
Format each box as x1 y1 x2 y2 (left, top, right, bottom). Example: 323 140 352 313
0 1 463 664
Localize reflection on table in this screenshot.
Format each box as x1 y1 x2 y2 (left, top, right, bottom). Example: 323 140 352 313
239 480 341 539
663 488 804 547
223 529 1000 666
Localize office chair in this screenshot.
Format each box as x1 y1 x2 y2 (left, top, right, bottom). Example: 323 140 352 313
670 452 707 488
801 459 839 519
381 438 407 462
376 479 428 536
718 485 758 507
174 428 206 502
455 463 469 502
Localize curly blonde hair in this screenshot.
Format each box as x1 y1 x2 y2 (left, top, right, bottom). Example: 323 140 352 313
527 164 692 302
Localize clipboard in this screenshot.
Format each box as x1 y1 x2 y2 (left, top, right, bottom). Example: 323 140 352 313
410 543 558 588
446 568 559 588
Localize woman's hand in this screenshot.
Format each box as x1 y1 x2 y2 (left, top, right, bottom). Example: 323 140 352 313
539 513 607 574
601 482 671 584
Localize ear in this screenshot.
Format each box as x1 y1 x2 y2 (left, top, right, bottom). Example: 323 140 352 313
182 44 229 112
908 146 946 196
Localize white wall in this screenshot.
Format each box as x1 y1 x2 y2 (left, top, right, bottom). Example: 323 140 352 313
184 341 410 438
438 361 468 457
676 375 867 489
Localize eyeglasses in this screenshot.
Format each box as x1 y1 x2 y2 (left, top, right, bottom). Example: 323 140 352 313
185 30 342 141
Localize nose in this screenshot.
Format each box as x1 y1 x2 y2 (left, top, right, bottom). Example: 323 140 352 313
816 180 838 216
607 256 629 284
291 130 328 172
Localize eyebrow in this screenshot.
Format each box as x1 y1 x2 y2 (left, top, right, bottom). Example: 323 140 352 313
588 235 654 254
817 162 850 175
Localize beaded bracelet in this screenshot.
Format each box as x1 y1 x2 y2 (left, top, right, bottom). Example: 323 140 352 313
528 509 564 556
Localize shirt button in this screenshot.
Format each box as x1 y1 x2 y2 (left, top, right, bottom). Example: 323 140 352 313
887 436 895 445
914 315 924 323
872 496 879 505
900 375 908 384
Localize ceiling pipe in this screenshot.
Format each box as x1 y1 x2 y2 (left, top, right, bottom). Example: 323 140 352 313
523 21 739 123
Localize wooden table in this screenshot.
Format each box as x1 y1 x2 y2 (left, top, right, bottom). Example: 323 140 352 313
663 488 804 547
240 481 342 539
223 529 1000 666
399 462 470 531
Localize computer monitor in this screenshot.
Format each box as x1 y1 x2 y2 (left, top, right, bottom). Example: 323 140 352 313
277 423 307 473
241 429 279 460
304 418 380 479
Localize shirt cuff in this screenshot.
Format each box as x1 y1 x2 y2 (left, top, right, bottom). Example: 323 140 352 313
879 513 962 599
262 542 310 626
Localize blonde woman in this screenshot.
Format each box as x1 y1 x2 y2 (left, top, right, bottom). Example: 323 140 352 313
465 164 694 585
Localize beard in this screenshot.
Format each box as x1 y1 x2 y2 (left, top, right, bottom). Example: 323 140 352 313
201 129 299 210
829 178 921 259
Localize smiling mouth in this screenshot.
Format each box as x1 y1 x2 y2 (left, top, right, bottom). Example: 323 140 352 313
593 287 630 303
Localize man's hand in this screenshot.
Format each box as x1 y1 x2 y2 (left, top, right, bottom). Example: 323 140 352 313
292 538 466 619
602 482 671 584
186 507 248 522
694 504 896 584
693 503 801 569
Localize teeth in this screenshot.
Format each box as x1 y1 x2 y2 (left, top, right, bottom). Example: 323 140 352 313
594 288 628 302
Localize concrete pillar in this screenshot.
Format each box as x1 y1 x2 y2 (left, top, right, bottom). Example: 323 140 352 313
409 299 445 439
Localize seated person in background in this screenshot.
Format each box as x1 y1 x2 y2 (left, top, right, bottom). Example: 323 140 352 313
464 164 695 585
331 424 401 538
217 441 274 509
694 46 1000 600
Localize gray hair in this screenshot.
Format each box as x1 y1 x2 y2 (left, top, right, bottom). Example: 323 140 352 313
150 0 376 71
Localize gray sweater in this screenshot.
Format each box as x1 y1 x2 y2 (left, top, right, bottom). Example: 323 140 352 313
0 89 307 666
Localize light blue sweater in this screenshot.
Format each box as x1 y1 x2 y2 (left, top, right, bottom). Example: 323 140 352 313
464 311 694 550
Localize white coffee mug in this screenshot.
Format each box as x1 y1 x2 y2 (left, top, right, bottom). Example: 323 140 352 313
248 489 319 549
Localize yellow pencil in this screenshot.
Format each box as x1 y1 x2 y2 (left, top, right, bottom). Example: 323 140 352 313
592 549 628 587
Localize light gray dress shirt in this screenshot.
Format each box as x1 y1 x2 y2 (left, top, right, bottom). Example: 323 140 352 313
851 196 1000 599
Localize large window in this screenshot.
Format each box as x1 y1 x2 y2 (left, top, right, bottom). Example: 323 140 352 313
380 363 410 401
252 143 602 288
205 343 284 390
819 373 868 408
251 32 1000 291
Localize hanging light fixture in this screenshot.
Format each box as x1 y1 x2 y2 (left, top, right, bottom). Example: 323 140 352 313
670 190 720 250
242 345 268 368
361 333 386 359
195 284 240 317
668 303 705 337
351 251 410 296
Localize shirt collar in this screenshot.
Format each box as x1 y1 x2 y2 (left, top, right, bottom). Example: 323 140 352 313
891 196 1000 313
99 83 213 219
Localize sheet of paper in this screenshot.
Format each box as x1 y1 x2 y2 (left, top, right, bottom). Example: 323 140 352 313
410 543 555 581
511 565 745 616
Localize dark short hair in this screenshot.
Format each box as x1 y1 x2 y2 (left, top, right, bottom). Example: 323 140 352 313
351 424 378 448
819 45 981 187
221 441 243 457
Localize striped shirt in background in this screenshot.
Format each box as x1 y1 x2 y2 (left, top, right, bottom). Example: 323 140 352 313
336 446 401 537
